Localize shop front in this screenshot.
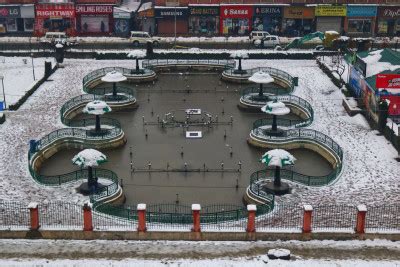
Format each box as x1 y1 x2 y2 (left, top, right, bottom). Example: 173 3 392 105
315 5 346 34
76 5 113 35
0 5 32 34
220 5 253 36
34 3 76 37
253 6 282 35
282 6 314 37
137 8 155 35
377 6 400 37
113 7 131 37
188 6 219 36
345 6 377 36
155 7 188 36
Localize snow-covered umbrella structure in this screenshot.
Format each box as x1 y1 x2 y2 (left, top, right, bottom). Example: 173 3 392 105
83 100 112 132
230 51 249 73
101 71 127 98
72 149 107 194
249 71 275 99
261 100 290 135
128 50 147 74
261 149 296 195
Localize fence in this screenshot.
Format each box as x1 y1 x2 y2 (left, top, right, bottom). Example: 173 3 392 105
1 201 399 234
142 59 235 70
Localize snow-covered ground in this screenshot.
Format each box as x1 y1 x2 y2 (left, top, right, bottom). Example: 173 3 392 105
0 239 399 266
0 58 399 208
0 56 56 106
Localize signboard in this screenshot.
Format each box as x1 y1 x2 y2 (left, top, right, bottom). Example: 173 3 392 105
155 8 188 18
315 6 347 17
376 74 400 90
0 6 20 18
220 6 253 19
76 5 113 14
0 101 3 111
347 6 377 17
349 66 364 97
378 6 400 19
283 7 314 19
254 6 281 16
354 56 367 77
189 6 219 16
113 8 131 19
36 4 75 18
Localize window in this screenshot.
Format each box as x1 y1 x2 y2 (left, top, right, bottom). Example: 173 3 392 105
6 18 17 32
24 19 34 32
348 19 372 33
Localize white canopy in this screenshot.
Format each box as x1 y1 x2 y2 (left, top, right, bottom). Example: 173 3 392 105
261 100 290 116
261 149 296 168
72 149 107 168
230 51 249 59
83 100 112 116
248 71 274 84
127 50 147 59
101 71 127 83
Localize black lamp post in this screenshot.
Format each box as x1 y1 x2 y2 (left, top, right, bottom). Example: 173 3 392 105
30 53 36 81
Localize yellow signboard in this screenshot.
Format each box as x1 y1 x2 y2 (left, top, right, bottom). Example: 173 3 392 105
315 6 346 17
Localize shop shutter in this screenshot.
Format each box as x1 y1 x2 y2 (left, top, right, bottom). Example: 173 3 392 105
316 17 342 33
158 19 188 35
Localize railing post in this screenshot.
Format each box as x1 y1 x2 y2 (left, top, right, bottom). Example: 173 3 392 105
355 205 367 234
302 205 313 233
28 202 40 231
137 203 147 232
191 204 201 232
83 202 93 231
246 204 257 233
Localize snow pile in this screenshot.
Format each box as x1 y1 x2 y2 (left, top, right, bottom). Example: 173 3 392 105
101 70 127 83
362 49 400 78
127 50 146 59
267 248 291 260
83 100 111 115
230 51 249 59
261 100 290 116
248 71 274 84
72 149 107 168
261 149 296 168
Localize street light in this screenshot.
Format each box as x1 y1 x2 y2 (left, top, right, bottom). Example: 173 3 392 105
174 5 177 49
0 75 6 110
30 53 36 81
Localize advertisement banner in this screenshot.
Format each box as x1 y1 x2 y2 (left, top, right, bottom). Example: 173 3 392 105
220 6 253 19
283 7 314 19
315 6 347 17
347 6 377 17
376 74 400 90
0 6 20 18
349 66 364 97
378 6 400 19
189 6 219 16
76 5 113 14
254 6 281 17
380 95 400 116
36 4 75 18
155 8 188 18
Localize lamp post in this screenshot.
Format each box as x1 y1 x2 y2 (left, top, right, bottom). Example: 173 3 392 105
30 53 36 81
174 5 177 49
0 75 5 110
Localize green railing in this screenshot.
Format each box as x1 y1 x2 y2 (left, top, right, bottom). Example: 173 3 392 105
224 66 296 90
241 86 293 97
142 59 235 70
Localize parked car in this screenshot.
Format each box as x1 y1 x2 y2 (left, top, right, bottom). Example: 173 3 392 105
254 35 280 48
249 31 270 43
40 32 78 46
129 31 161 47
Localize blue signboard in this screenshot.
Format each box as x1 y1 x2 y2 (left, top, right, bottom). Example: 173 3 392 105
347 6 377 17
0 101 3 111
349 66 363 97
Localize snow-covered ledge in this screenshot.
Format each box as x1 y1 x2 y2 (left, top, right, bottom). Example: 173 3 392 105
192 204 201 211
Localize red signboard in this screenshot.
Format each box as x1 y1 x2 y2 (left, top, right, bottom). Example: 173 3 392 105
376 74 400 89
36 4 75 18
220 5 253 19
76 5 113 14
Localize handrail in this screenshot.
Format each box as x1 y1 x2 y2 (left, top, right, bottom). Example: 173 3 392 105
142 59 235 70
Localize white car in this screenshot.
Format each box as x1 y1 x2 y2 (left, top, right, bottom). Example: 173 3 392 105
40 32 78 46
249 31 270 43
129 31 161 47
254 35 280 48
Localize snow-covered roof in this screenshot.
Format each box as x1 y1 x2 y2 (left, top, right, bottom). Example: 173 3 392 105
261 149 296 168
72 149 107 168
248 71 274 84
83 100 111 116
101 70 127 83
261 100 290 115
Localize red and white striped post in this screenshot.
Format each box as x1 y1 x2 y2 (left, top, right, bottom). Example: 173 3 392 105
28 202 40 231
191 204 201 232
302 205 313 233
355 204 367 234
246 204 257 233
137 203 147 232
83 202 93 231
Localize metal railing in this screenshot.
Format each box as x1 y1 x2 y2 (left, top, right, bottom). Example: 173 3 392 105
39 202 84 230
241 86 293 97
142 59 235 70
0 201 30 230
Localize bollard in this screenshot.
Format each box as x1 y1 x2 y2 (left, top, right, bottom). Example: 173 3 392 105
28 202 40 231
302 205 313 233
191 204 201 232
83 202 93 231
137 204 147 232
246 204 257 232
355 204 367 234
